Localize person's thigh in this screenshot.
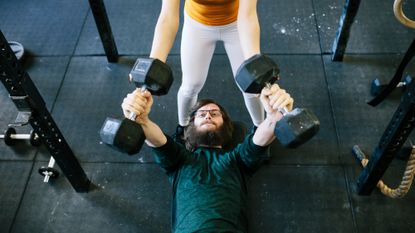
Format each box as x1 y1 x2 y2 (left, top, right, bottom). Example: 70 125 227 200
180 14 218 90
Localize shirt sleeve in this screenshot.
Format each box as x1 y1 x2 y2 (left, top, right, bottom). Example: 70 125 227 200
151 135 189 174
234 133 269 174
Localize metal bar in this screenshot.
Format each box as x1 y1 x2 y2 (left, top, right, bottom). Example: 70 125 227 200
356 76 415 195
331 0 361 61
88 0 118 63
0 30 91 192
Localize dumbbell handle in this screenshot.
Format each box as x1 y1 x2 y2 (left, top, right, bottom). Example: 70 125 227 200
128 112 137 120
0 133 31 140
278 107 290 116
43 157 56 183
44 175 51 183
127 85 148 121
264 83 291 115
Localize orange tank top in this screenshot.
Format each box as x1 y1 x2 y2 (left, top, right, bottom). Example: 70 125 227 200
185 0 239 26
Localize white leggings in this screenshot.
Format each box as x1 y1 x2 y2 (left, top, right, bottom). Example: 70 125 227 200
178 12 264 126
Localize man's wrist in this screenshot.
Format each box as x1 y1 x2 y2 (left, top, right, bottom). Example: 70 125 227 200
265 111 283 123
136 116 150 125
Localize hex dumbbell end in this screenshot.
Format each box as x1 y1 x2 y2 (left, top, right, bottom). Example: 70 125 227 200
235 54 280 94
130 58 173 96
100 117 145 155
275 108 320 148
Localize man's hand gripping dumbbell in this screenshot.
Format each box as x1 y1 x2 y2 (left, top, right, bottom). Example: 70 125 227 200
99 58 173 154
236 54 320 148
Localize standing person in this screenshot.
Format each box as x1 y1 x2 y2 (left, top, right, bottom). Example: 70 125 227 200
149 0 264 142
121 84 293 232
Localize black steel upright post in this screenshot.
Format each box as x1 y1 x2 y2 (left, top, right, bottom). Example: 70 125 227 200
356 76 415 195
88 0 118 63
332 0 361 61
0 30 90 192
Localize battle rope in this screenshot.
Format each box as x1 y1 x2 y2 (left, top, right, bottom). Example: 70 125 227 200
394 0 415 29
353 145 415 198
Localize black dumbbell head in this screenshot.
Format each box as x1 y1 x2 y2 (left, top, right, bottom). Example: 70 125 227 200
100 117 146 155
275 108 320 148
29 130 41 147
4 127 16 146
130 58 173 96
235 54 280 94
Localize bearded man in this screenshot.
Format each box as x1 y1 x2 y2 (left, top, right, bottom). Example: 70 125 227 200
121 84 293 233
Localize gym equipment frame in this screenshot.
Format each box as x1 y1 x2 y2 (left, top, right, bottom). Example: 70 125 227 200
353 75 415 195
88 0 118 63
0 30 90 193
332 0 415 62
332 0 361 61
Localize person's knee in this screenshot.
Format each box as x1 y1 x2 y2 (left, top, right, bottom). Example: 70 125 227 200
242 92 260 99
179 85 202 98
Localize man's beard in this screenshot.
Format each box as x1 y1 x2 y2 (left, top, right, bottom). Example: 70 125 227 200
185 123 227 149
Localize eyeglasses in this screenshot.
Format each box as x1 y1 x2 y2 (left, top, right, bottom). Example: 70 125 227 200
195 109 222 118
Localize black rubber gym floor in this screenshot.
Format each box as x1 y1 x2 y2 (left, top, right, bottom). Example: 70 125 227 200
1 0 415 232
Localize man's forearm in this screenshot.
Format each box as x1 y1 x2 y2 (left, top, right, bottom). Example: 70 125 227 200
140 119 167 148
252 116 278 146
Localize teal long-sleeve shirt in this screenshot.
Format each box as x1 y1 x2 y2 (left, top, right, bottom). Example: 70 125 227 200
152 133 268 233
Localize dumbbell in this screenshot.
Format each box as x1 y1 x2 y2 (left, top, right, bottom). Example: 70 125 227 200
99 58 173 154
370 75 413 96
0 127 41 146
38 156 59 183
235 54 320 148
